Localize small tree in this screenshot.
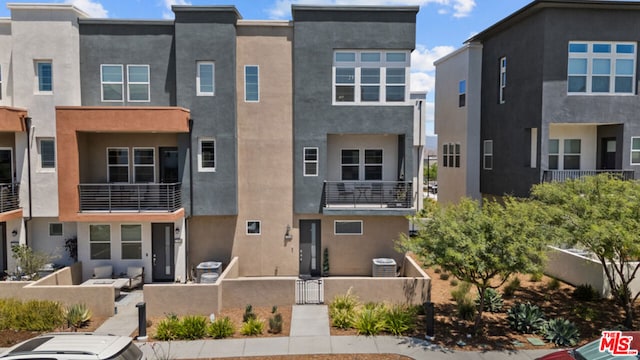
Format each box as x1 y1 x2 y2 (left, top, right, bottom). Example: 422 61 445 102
11 244 51 280
531 174 640 329
399 197 548 330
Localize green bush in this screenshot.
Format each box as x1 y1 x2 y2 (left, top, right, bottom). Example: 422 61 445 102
0 299 21 330
547 278 561 291
208 317 235 339
541 318 580 347
329 288 359 316
503 277 521 296
243 304 257 322
178 315 207 340
439 272 450 280
507 302 545 334
331 308 355 329
573 284 599 301
240 317 264 336
573 304 599 322
268 313 283 334
354 307 385 336
451 282 472 303
449 279 459 287
65 303 92 329
17 300 65 331
384 305 415 336
456 297 476 321
155 314 181 341
529 272 544 282
475 288 503 313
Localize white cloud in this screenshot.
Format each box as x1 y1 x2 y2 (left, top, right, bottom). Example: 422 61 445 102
266 0 476 19
65 0 108 18
411 44 455 72
411 71 434 93
162 0 192 19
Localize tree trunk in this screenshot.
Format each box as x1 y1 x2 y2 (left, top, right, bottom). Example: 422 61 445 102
625 299 635 329
474 288 485 331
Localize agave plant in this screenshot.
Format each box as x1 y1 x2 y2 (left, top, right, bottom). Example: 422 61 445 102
541 317 580 347
507 302 545 334
65 303 92 330
475 288 504 313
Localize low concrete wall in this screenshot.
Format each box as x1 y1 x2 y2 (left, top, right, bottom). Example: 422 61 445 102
34 263 83 286
221 277 296 309
144 283 220 317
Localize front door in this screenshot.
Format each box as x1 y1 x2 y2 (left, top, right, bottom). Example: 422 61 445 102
151 223 174 282
299 220 321 278
0 222 6 277
0 149 13 183
601 138 616 170
159 147 179 183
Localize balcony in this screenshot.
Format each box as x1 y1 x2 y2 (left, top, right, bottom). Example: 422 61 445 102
542 170 635 183
78 183 181 213
323 181 413 209
0 183 20 213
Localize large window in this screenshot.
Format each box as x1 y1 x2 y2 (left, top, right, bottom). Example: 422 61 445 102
197 61 215 96
38 138 55 170
304 147 318 176
341 149 359 180
568 42 636 94
442 143 460 168
133 148 154 183
483 140 493 170
632 137 640 165
244 65 259 102
499 57 506 104
334 220 363 235
333 50 410 104
548 139 559 170
108 148 129 183
90 224 110 260
563 139 581 170
127 65 149 102
101 65 124 101
121 224 142 260
198 138 216 172
36 61 53 93
340 149 383 180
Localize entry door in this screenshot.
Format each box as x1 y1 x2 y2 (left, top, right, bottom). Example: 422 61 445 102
601 138 616 170
0 222 5 277
151 223 174 282
0 149 13 183
159 147 179 183
299 220 321 278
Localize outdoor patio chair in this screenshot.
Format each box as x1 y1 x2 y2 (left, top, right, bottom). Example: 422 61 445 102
92 265 113 279
336 182 354 202
123 266 144 290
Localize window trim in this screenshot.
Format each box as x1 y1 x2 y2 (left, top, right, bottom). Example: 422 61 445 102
563 139 581 170
133 147 155 183
334 220 363 235
549 139 560 170
49 223 63 237
303 147 319 177
107 147 130 183
126 64 150 102
244 65 259 102
38 138 56 172
121 224 142 260
631 137 640 165
567 41 636 95
458 80 466 107
364 149 383 181
100 64 124 102
246 220 261 235
483 140 493 170
197 61 215 96
340 148 384 181
499 57 506 104
89 224 111 260
35 60 53 94
197 138 216 172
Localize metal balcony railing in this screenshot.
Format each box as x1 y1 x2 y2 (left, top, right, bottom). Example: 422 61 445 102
324 181 413 209
0 183 20 213
542 170 635 183
78 183 181 212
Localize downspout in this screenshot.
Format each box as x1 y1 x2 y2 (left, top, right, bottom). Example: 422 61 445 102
23 117 32 246
187 118 194 281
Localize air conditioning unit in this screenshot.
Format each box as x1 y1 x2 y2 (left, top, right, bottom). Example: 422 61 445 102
372 258 396 277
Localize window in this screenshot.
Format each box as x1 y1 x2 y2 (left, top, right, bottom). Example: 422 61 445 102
632 137 640 165
304 147 318 176
108 148 129 183
442 143 460 168
334 220 363 235
341 149 359 180
121 224 142 260
483 140 493 170
197 61 215 96
458 80 466 107
454 143 460 168
333 50 410 104
341 149 383 180
246 221 261 235
36 61 52 93
364 150 383 180
133 148 154 183
568 42 636 94
563 139 581 170
198 138 215 172
245 65 259 102
442 144 448 167
499 57 506 104
38 138 55 170
101 65 123 101
127 65 149 102
549 139 559 170
49 223 63 237
0 64 2 99
90 224 110 260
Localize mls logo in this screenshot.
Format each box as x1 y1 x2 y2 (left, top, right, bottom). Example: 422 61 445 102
599 331 639 356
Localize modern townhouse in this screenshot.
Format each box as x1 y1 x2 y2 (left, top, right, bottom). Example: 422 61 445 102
435 0 640 204
2 3 423 285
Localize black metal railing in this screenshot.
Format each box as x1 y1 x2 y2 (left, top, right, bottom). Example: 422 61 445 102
78 183 181 212
324 181 413 208
542 170 635 183
0 183 20 213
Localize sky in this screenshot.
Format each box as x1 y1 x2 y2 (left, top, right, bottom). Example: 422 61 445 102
0 0 535 135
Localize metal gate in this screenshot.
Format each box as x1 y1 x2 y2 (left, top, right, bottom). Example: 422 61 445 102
295 279 324 304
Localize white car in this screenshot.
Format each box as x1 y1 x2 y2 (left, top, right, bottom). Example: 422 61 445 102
0 333 144 360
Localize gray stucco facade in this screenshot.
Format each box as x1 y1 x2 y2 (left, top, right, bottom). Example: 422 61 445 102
292 6 419 214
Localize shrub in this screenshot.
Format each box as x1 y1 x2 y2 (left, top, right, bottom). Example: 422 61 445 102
243 304 257 322
268 313 283 334
573 304 599 322
541 317 580 347
354 307 385 336
507 302 545 334
65 303 92 329
178 315 207 340
573 284 599 301
547 278 561 291
18 300 65 331
439 272 450 280
10 244 51 280
0 299 21 330
384 305 415 336
503 277 521 296
475 288 503 313
331 308 355 329
208 317 235 339
451 282 472 303
529 272 543 282
329 288 359 316
155 314 181 341
240 317 264 336
449 279 459 287
433 267 442 274
456 297 476 321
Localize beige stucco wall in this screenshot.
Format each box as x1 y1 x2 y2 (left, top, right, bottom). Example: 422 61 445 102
145 283 220 317
188 216 236 278
233 22 295 277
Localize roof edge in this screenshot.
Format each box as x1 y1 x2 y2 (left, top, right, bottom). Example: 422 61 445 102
79 19 173 25
7 3 89 18
292 5 419 12
171 5 242 19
